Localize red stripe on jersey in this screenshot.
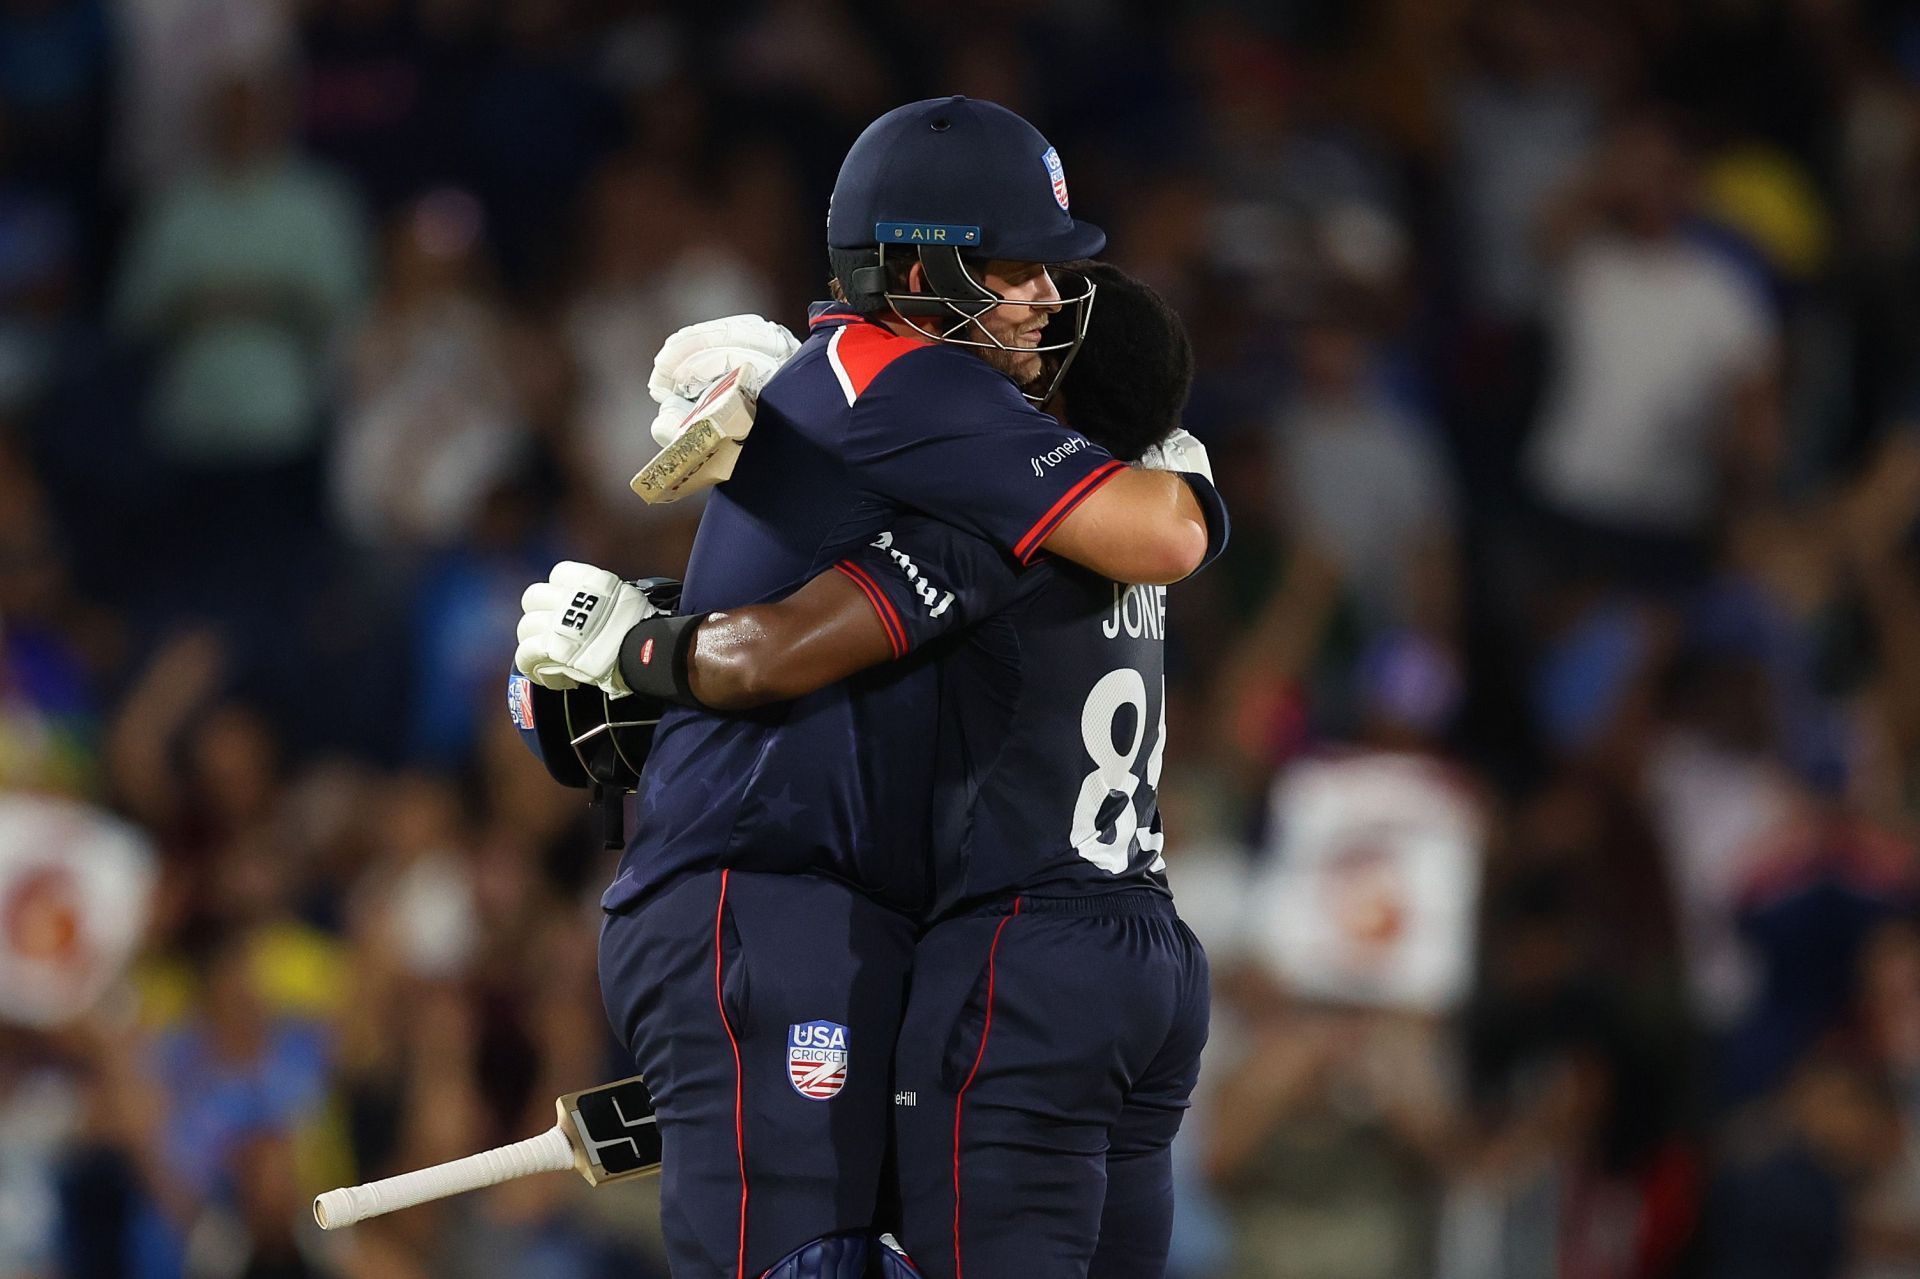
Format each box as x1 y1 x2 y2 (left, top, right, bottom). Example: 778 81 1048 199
1012 460 1127 564
844 561 912 656
828 322 923 403
834 561 908 659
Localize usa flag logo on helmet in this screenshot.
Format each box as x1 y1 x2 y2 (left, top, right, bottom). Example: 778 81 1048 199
1041 146 1069 211
508 671 536 731
788 1020 850 1100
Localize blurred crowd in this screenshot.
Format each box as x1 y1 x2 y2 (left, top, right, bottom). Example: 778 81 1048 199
4 0 1920 1276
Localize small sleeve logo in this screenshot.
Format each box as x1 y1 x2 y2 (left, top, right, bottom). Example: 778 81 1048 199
1030 435 1088 476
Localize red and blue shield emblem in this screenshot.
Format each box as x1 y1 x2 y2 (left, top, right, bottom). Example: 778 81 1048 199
1042 146 1069 211
788 1020 850 1100
508 671 537 731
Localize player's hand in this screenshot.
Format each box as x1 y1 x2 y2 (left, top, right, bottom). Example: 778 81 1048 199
514 563 663 696
648 315 800 448
1137 428 1213 484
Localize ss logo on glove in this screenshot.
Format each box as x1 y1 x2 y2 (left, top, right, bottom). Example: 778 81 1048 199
516 563 662 697
561 592 601 632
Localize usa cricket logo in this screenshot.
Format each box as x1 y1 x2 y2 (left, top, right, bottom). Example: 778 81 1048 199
508 671 536 731
1042 146 1069 211
788 1020 850 1100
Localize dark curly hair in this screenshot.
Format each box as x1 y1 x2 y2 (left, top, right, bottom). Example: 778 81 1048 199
1043 261 1194 462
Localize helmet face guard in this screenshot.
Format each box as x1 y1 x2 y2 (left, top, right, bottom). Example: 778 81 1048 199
509 670 662 793
874 244 1098 403
558 685 662 788
509 670 663 849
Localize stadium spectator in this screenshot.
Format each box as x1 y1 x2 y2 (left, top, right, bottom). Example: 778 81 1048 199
1200 634 1480 1278
111 0 296 189
1524 110 1782 589
1699 1051 1903 1279
110 65 369 643
0 438 100 796
1445 0 1611 328
1270 308 1460 644
113 68 367 471
330 188 524 551
562 153 774 525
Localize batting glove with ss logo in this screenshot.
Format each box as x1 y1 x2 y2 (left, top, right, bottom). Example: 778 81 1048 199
514 561 664 696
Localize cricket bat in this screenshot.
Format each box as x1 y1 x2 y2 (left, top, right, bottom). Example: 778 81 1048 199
312 1076 660 1229
630 367 759 505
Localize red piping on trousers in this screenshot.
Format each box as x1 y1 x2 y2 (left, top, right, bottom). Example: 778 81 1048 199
951 896 1021 1279
715 869 748 1278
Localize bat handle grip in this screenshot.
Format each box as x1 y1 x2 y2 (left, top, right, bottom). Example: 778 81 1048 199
313 1125 575 1229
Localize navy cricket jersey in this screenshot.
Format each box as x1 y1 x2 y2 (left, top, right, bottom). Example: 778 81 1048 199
601 305 1129 916
840 510 1219 919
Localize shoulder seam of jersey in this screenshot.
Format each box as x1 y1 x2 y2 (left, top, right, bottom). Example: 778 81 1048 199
826 323 928 406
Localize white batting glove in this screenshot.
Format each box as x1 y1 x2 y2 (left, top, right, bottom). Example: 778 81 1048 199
648 315 800 448
1137 428 1214 484
513 562 662 696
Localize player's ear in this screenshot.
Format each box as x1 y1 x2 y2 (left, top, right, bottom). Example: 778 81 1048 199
906 260 927 295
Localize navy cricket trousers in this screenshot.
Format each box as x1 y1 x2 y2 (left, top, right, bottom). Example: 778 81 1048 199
890 890 1210 1279
600 868 917 1279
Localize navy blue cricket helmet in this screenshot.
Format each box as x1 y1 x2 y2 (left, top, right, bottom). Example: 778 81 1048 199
828 96 1105 265
508 668 658 848
827 97 1105 400
508 576 680 797
507 669 661 792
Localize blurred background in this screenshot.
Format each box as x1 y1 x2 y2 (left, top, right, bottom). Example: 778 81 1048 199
4 0 1920 1275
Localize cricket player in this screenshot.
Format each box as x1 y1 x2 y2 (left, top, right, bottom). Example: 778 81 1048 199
515 101 1222 1279
857 266 1212 1279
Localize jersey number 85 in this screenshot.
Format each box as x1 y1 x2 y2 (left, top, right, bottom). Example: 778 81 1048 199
1070 668 1167 873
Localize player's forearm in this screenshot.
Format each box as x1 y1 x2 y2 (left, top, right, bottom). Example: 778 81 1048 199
1041 468 1210 585
685 610 826 709
680 575 896 710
